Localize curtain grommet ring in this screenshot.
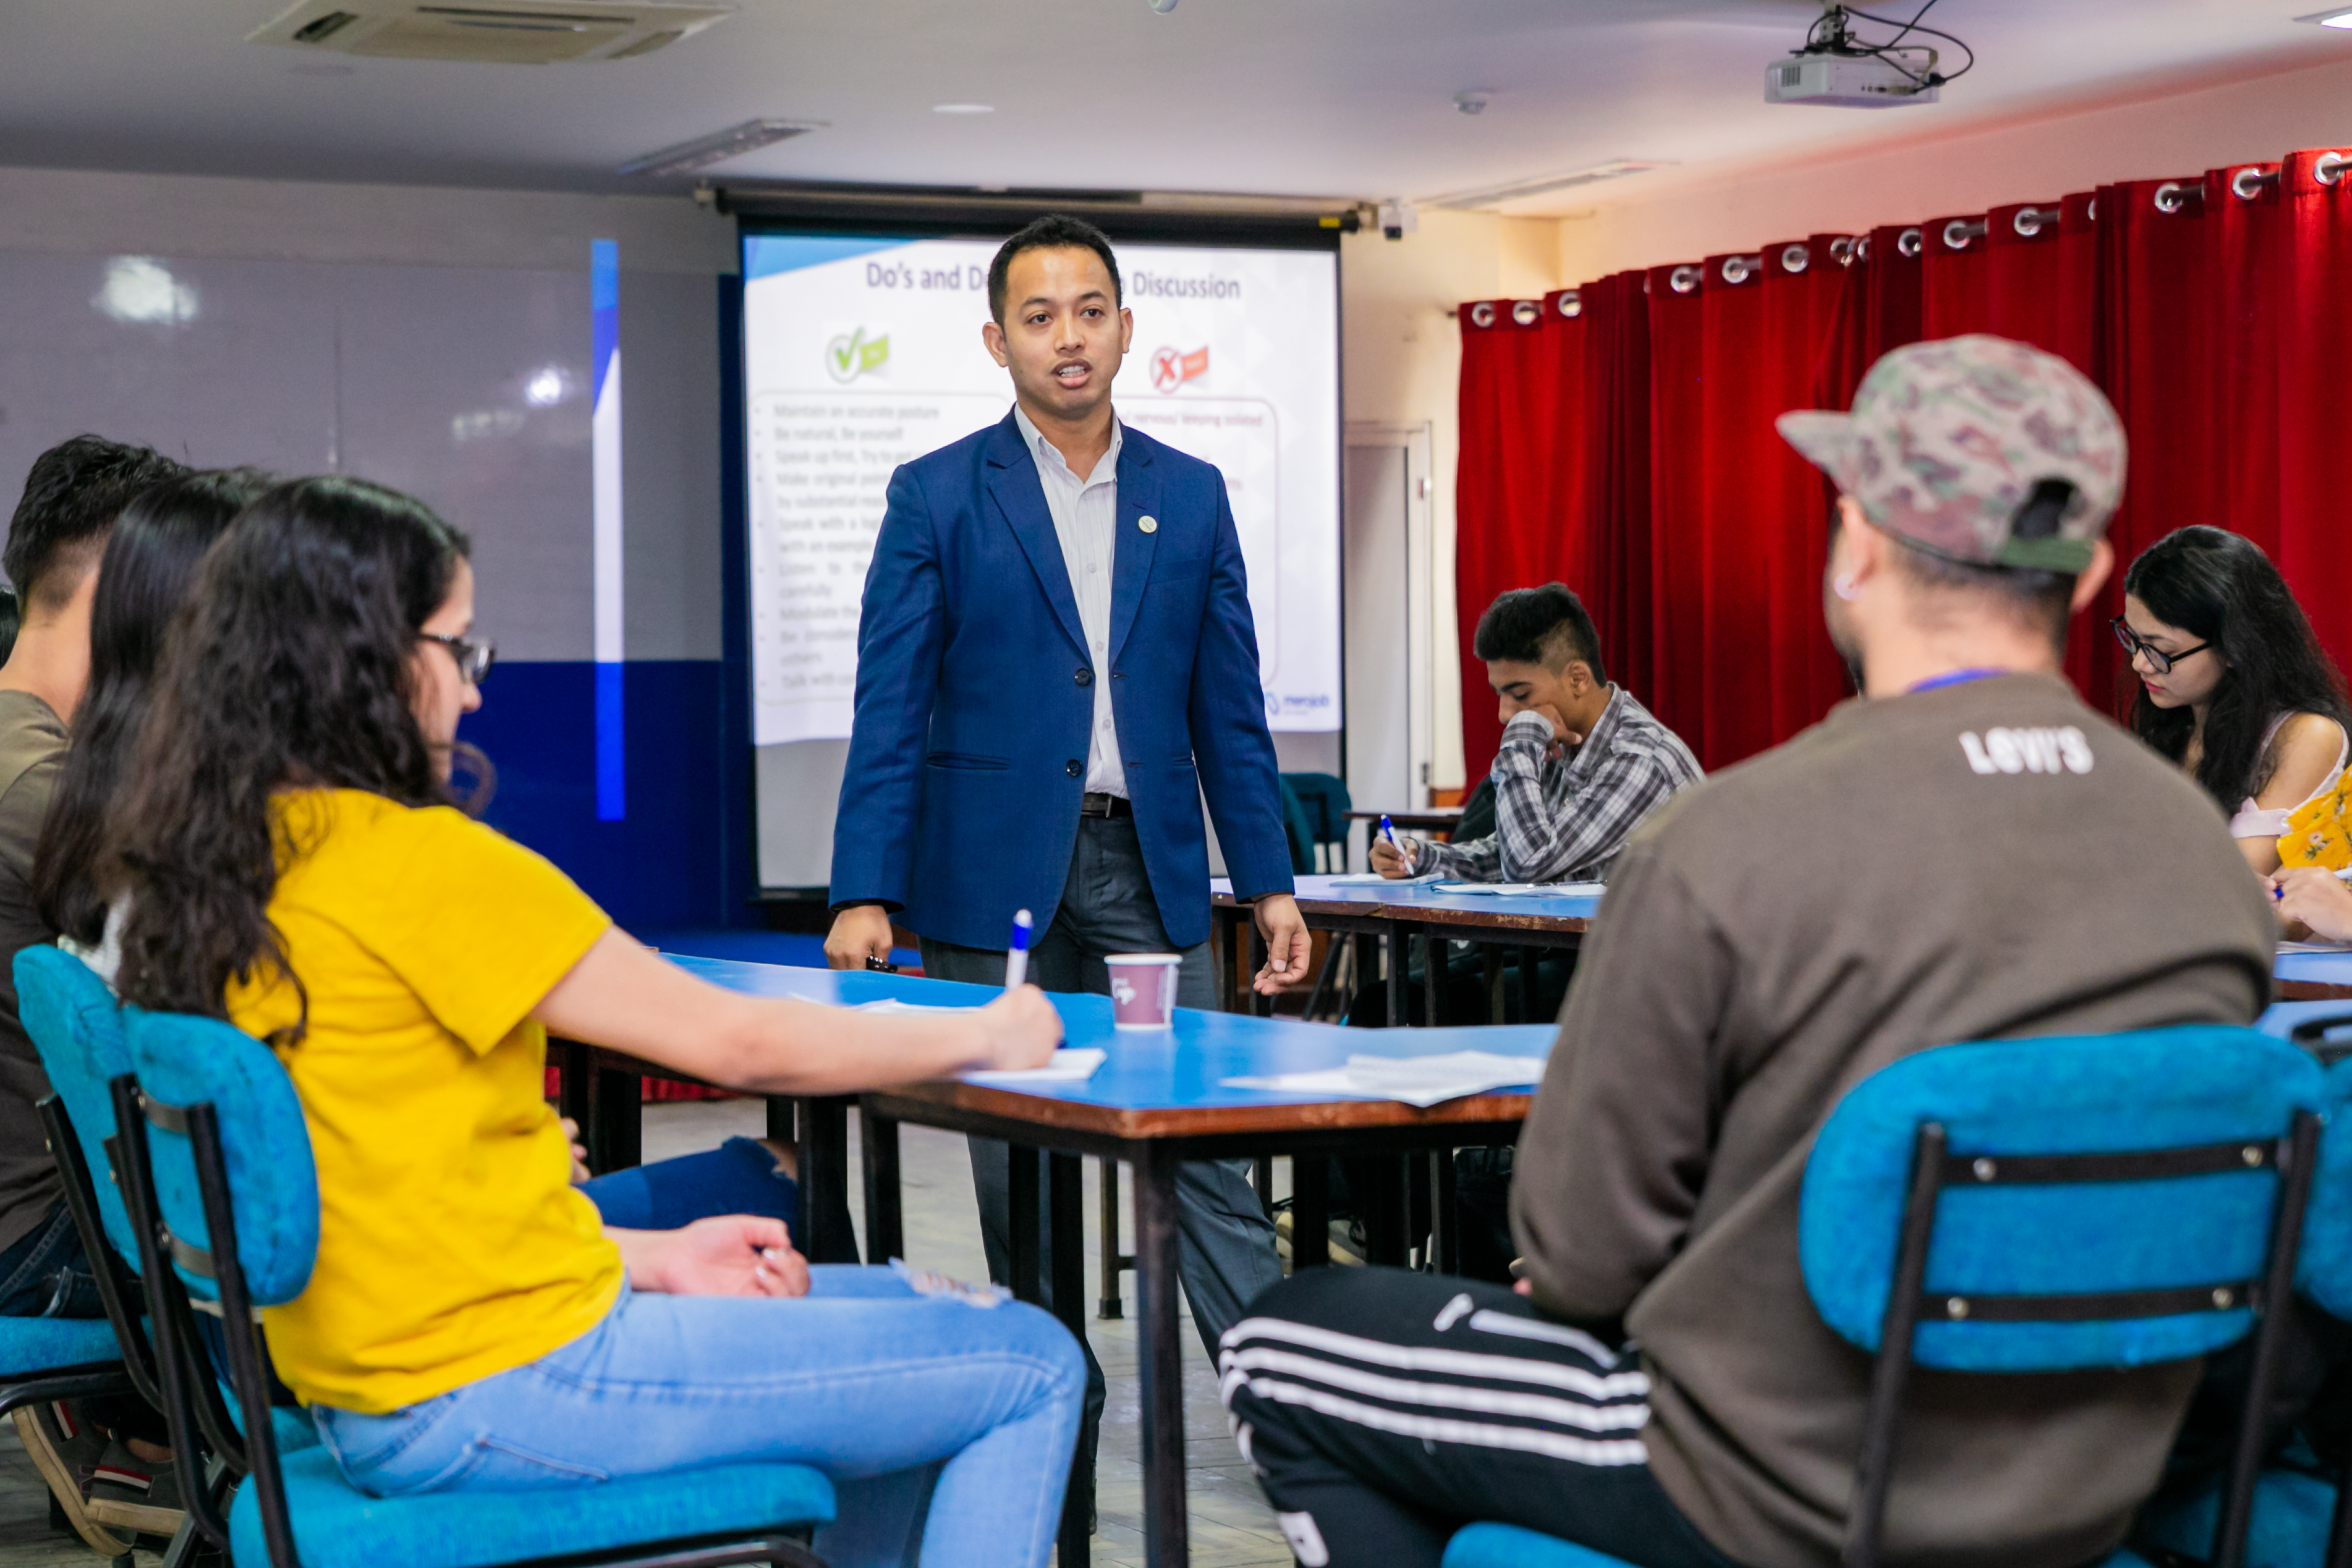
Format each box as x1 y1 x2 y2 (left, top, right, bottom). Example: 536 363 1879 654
2231 166 2278 202
2318 152 2350 187
1556 290 1581 319
2153 182 2197 216
2086 195 2099 222
1510 299 1542 326
2013 206 2051 239
1895 227 1923 260
1670 264 1703 295
1468 301 1496 328
1854 234 1874 264
1828 237 1856 268
1780 242 1811 274
1943 218 1988 251
1720 254 1760 286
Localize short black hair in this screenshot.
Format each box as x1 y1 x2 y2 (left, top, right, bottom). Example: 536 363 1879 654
988 214 1123 326
5 435 183 609
1885 537 2074 642
1474 583 1606 686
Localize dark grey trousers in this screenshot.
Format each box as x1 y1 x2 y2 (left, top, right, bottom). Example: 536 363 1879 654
918 815 1286 1358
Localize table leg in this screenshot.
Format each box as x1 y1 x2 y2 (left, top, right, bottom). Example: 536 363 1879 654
592 1066 640 1174
1132 1145 1189 1567
1050 1153 1093 1567
1252 1155 1276 1222
862 1111 903 1263
1432 1150 1459 1276
1519 946 1540 1025
1420 931 1444 1027
1385 931 1404 1029
1290 1151 1330 1269
1097 1156 1126 1320
556 1038 593 1153
1483 947 1505 1027
1008 1145 1041 1305
796 1096 860 1265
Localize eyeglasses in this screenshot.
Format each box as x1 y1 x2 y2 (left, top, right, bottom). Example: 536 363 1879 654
418 632 496 685
2109 616 2211 676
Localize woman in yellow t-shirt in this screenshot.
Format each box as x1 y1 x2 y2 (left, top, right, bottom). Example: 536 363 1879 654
105 476 1082 1568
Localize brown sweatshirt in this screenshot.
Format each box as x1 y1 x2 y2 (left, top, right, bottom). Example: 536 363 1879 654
1511 672 2275 1568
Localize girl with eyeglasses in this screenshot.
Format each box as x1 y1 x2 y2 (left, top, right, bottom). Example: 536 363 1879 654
2115 526 2350 877
98 475 1082 1567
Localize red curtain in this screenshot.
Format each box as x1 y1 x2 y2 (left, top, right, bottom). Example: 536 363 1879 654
2276 150 2352 665
1450 141 2352 781
1454 296 1573 779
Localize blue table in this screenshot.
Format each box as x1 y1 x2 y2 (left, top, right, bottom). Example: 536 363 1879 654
555 954 1555 1568
2275 948 2352 1000
1212 873 1602 1025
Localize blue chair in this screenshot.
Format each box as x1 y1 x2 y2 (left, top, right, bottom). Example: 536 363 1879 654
1445 1027 2326 1568
115 1004 837 1568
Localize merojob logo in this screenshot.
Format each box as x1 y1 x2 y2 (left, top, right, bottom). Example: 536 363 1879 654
826 326 889 383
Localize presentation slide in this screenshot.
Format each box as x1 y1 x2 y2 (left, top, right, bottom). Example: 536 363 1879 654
740 233 1341 757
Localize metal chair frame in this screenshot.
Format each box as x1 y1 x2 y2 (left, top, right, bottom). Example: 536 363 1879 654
1848 1112 2322 1568
114 1073 828 1568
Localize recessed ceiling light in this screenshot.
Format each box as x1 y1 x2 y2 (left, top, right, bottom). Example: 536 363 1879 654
2295 6 2352 25
618 118 822 177
933 103 995 114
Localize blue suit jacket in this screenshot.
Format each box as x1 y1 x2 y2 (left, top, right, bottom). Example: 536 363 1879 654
829 412 1294 951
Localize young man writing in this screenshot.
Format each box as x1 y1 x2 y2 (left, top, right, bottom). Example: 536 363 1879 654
1374 583 1699 886
1221 337 2275 1568
0 436 185 1551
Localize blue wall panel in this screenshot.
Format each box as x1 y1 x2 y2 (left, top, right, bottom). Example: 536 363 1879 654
460 659 751 931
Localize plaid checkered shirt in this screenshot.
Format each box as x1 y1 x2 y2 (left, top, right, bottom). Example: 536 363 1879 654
1419 687 1702 884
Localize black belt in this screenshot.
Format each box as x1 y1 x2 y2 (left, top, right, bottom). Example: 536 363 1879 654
1080 792 1133 819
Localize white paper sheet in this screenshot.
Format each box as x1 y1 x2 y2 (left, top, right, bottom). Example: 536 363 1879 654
856 998 982 1015
1323 872 1441 886
2278 941 2352 954
1429 881 1607 898
962 1048 1107 1088
1223 1049 1546 1108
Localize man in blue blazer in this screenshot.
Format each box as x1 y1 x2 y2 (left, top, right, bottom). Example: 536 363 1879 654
826 216 1308 1387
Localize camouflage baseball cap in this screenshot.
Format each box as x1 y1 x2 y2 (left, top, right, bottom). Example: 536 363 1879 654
1777 334 2126 574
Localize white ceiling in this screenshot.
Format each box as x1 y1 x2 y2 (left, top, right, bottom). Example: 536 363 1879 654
1 1 2345 211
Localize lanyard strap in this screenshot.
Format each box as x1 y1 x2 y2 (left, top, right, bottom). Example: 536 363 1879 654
1908 666 2011 695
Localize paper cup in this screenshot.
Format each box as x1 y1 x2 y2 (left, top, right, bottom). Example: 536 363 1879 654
1105 952 1181 1030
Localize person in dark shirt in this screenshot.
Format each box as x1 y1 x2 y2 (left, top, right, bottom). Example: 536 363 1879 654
0 435 183 1551
1221 337 2272 1568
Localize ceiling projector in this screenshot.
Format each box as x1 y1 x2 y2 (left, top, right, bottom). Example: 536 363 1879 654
1765 53 1939 106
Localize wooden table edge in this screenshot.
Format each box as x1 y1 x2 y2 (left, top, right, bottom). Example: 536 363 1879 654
863 1082 1535 1140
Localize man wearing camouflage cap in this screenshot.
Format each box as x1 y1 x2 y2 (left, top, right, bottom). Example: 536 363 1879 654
1220 336 2273 1568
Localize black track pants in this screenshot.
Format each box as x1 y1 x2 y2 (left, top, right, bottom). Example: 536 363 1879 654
1218 1268 1738 1568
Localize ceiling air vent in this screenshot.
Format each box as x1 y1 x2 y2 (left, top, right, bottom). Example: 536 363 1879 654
248 0 732 64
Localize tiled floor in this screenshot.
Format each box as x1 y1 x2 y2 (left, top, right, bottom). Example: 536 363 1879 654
0 1098 1294 1567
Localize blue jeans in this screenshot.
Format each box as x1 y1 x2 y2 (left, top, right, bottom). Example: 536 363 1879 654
578 1137 799 1233
0 1201 104 1320
312 1269 1085 1568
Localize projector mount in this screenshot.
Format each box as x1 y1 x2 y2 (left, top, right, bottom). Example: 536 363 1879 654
1795 1 1974 94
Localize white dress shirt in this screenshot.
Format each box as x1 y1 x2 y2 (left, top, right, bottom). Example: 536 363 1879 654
1014 403 1128 797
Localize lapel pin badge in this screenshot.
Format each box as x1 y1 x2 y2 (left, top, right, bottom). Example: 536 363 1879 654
1138 515 1158 533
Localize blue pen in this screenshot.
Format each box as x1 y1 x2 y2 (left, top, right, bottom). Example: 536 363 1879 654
1379 815 1414 873
1004 909 1034 990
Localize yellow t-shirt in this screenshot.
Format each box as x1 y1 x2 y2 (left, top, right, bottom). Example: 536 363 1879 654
227 789 620 1414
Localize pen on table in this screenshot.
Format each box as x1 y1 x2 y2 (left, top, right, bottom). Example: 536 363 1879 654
1004 908 1034 990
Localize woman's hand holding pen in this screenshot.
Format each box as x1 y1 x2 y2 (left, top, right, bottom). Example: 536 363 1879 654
974 985 1063 1071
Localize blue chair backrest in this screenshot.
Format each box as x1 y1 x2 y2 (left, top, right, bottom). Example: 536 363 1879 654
2298 1054 2352 1320
15 946 142 1260
1800 1027 2325 1372
121 1007 318 1308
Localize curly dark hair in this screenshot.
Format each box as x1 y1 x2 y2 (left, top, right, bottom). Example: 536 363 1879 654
6 435 183 608
988 213 1122 326
109 476 471 1035
34 468 273 947
2124 526 2350 810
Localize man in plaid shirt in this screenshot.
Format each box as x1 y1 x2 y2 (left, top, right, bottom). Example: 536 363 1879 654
1375 584 1701 884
